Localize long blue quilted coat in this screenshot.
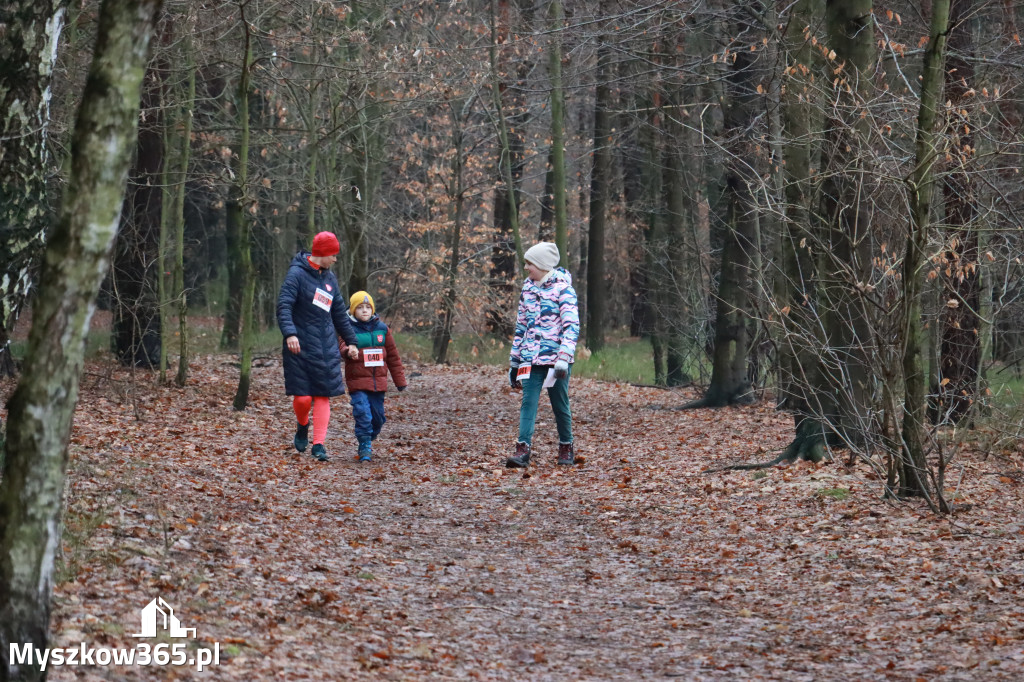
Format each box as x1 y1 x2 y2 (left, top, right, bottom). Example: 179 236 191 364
276 253 358 396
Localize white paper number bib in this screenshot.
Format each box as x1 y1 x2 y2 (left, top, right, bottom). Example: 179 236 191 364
312 288 333 311
363 348 385 367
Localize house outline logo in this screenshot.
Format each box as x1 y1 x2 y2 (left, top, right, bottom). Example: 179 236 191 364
130 597 196 638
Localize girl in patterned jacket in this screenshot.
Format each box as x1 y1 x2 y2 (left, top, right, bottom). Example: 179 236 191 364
506 242 580 468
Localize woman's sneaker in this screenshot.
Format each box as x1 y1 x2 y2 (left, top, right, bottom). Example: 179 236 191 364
311 444 329 462
294 423 309 452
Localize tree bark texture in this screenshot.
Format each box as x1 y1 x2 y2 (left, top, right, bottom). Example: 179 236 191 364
0 0 65 377
0 1 163 679
697 32 759 407
936 0 980 426
547 0 568 266
778 0 828 460
901 0 952 501
586 34 612 353
433 101 468 364
232 18 254 411
818 0 875 446
111 65 164 368
486 0 526 337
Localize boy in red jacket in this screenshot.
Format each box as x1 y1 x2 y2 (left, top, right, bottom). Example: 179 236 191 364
339 292 408 462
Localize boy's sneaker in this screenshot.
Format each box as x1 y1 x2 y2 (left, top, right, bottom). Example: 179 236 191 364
311 444 329 462
294 423 309 453
357 438 373 463
505 442 531 468
557 442 576 466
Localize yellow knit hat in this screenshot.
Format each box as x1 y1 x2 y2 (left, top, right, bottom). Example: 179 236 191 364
349 291 375 316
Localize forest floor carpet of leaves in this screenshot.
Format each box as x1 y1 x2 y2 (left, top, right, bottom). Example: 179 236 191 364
11 355 1024 680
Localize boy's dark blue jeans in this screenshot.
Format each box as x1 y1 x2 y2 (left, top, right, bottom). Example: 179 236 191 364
518 364 572 445
350 390 386 441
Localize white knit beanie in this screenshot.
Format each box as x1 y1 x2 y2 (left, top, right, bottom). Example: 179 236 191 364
524 242 560 271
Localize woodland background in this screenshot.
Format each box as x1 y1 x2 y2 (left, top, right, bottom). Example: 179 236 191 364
3 0 1024 679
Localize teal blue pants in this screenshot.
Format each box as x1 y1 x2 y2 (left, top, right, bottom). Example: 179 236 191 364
518 365 572 445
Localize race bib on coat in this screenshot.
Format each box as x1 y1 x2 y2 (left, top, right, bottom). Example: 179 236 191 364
363 348 385 367
312 288 333 311
516 365 532 381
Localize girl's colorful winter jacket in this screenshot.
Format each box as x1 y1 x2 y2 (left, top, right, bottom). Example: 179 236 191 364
277 252 358 396
339 315 408 393
509 267 580 367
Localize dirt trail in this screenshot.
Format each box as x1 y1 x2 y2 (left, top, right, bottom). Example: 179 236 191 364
21 357 1023 680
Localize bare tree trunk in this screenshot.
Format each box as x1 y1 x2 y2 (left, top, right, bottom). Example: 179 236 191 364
688 18 759 408
936 0 980 425
433 99 471 364
486 0 526 336
902 0 952 503
586 30 612 353
174 20 196 387
0 0 65 378
548 0 568 265
0 1 163 678
816 0 875 447
220 184 242 350
777 0 827 462
232 14 254 411
112 64 164 368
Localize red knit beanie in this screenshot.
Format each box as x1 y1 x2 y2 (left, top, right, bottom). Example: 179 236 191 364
311 231 340 257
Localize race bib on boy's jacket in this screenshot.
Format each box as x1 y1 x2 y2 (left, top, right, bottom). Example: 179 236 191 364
363 348 385 367
516 364 532 381
312 288 333 311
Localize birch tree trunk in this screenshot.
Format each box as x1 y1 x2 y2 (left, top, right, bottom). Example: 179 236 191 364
0 0 163 678
0 0 66 377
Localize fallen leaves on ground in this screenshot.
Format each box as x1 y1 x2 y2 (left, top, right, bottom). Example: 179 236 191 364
4 355 1023 680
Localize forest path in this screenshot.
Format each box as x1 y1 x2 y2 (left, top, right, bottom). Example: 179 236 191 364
26 357 1024 680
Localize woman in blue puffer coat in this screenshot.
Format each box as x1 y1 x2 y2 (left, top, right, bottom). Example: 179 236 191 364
277 231 359 462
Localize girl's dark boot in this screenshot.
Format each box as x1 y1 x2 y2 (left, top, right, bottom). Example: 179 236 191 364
557 442 576 466
505 442 531 468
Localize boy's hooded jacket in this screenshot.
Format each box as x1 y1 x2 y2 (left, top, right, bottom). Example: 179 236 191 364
340 314 407 393
509 267 579 367
277 252 358 396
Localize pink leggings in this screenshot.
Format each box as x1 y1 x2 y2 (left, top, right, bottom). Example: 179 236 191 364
293 396 331 445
